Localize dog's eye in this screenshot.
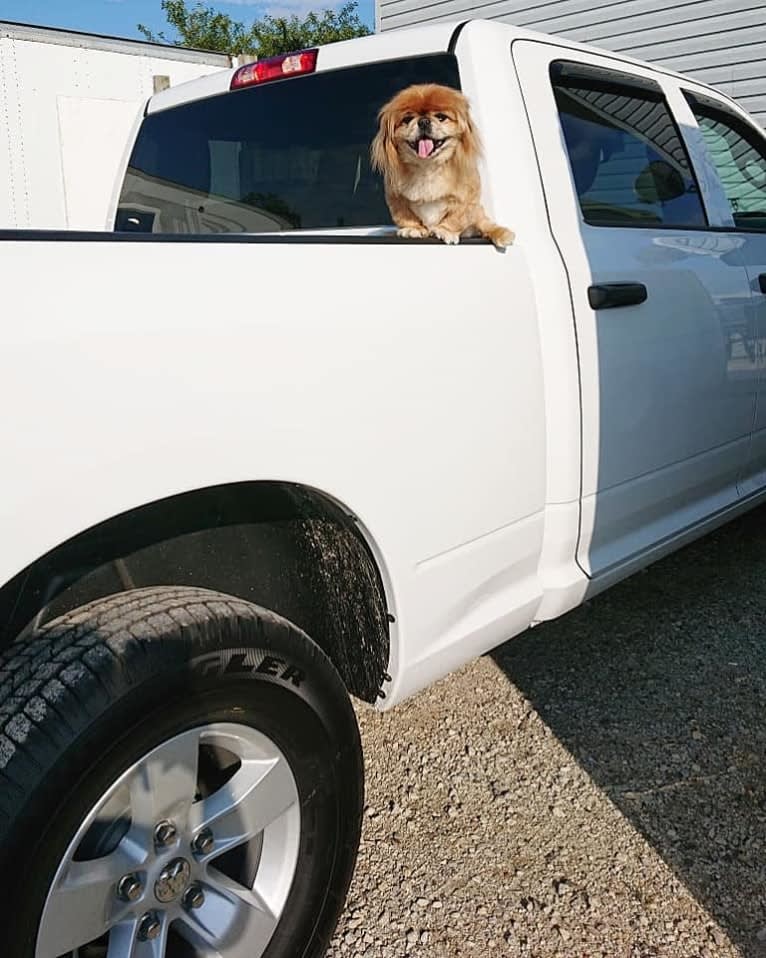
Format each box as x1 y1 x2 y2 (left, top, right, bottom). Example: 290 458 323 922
400 115 414 126
435 113 449 122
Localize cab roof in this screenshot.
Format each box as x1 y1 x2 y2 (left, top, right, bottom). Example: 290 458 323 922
146 18 730 116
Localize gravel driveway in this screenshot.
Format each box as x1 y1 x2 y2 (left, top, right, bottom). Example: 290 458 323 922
327 505 766 957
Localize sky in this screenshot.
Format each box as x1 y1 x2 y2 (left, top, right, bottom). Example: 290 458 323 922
0 0 375 41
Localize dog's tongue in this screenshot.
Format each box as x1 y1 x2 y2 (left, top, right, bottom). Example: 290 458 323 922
418 138 435 158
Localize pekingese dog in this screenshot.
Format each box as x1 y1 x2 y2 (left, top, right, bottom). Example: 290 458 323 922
371 83 514 248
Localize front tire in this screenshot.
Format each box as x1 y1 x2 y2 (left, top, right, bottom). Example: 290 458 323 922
0 587 363 958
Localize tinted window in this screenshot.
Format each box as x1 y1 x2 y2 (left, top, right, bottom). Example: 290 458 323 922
686 97 766 231
116 54 460 234
552 67 706 228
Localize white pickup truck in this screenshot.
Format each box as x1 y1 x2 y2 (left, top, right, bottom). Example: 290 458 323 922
3 17 766 958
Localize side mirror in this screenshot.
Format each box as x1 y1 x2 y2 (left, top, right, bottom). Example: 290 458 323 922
634 160 686 203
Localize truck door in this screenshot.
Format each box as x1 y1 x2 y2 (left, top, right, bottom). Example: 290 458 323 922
682 87 766 497
513 41 755 578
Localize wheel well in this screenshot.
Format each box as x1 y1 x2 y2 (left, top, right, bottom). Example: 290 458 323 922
0 482 391 702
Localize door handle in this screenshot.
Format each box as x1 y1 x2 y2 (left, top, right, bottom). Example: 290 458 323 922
758 273 766 294
588 282 648 310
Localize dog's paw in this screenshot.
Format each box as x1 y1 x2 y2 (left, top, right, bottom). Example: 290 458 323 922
431 227 461 245
397 226 429 239
487 225 515 249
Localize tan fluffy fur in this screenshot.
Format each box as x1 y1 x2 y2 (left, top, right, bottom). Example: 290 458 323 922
371 83 514 248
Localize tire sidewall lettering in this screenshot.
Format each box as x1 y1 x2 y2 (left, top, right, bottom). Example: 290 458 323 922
190 648 307 688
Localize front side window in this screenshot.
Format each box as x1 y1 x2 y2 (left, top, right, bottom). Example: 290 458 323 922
686 95 766 231
116 54 460 234
552 64 706 228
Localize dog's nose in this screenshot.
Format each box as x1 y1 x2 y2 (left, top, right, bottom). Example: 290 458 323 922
417 116 430 132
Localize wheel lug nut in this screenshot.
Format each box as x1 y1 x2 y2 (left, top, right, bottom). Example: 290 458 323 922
183 884 205 910
154 819 177 847
191 827 214 856
137 912 162 942
117 873 143 902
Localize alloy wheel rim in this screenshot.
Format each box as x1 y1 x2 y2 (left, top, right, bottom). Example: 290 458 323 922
37 722 301 958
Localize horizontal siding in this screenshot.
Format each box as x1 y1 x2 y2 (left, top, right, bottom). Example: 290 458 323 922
514 0 764 39
568 8 766 50
609 21 766 61
655 42 766 75
379 0 766 125
379 0 666 32
382 1 499 29
733 93 766 121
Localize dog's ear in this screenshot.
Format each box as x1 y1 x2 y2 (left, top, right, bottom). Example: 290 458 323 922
371 105 399 177
456 95 483 161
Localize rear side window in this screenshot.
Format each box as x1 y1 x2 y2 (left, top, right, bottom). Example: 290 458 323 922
685 94 766 231
116 54 460 234
551 63 706 228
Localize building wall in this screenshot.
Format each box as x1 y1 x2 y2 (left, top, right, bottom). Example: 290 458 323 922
378 0 766 125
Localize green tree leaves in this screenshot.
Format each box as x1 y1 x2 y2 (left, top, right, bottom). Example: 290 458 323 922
138 0 371 57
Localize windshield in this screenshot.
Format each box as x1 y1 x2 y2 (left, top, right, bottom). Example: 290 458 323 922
116 54 460 234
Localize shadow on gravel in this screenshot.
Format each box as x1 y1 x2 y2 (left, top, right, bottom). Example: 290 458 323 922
490 505 766 957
